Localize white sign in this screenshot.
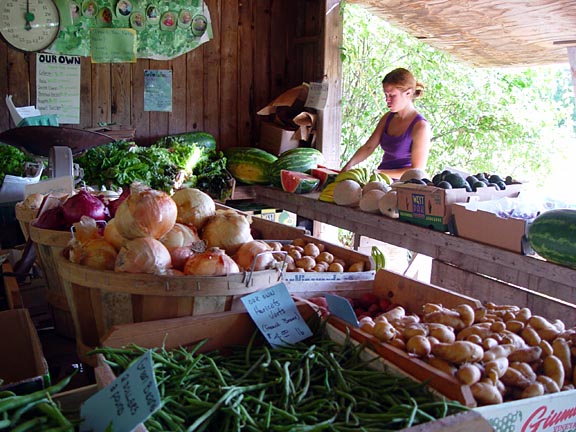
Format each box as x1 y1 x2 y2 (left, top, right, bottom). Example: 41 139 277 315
36 54 81 124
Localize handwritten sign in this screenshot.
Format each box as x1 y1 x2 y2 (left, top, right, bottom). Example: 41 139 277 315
25 176 74 197
241 283 313 347
90 28 137 63
325 294 360 327
304 81 329 110
144 70 173 112
36 54 81 124
80 350 161 432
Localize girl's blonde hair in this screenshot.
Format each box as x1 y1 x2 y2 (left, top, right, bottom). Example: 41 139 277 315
382 68 425 100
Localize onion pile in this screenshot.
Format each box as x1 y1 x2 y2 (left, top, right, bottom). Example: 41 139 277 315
62 189 109 225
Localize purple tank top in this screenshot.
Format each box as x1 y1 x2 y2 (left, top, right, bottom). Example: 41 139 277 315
378 113 426 170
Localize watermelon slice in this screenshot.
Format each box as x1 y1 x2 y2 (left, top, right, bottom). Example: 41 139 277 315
311 167 340 189
281 170 320 194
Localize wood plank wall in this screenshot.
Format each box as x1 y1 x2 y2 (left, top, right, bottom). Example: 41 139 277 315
0 0 334 151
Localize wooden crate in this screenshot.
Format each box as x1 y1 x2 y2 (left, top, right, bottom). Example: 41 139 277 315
28 223 75 339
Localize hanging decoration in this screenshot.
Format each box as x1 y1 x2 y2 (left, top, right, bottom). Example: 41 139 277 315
49 0 212 61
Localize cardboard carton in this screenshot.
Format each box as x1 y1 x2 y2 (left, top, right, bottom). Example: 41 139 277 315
451 201 532 253
257 121 300 156
0 309 50 394
392 182 522 231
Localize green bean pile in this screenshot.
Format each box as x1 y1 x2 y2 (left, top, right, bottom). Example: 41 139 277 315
0 373 76 432
94 321 468 431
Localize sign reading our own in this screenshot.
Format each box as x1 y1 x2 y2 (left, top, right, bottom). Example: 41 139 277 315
36 54 81 124
241 283 313 347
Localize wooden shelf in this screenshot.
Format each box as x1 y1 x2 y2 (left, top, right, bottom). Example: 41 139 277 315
253 186 576 323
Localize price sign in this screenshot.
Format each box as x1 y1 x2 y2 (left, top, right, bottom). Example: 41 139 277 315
241 283 313 347
80 350 161 432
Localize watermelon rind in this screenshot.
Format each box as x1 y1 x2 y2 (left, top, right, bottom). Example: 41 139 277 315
281 170 320 194
224 147 278 185
268 148 326 187
527 209 576 269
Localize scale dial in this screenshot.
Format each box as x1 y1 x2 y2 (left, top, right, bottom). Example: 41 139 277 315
0 0 61 52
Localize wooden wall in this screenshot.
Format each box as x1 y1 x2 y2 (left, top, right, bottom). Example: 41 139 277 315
0 0 339 152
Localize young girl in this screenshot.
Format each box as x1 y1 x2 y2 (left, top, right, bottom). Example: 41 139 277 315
341 68 432 180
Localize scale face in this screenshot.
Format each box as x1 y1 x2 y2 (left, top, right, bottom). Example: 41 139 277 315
0 0 61 53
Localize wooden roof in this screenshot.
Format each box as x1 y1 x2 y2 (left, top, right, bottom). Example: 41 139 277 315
349 0 576 67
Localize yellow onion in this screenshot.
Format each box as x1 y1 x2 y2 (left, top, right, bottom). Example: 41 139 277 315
114 183 177 240
115 237 172 274
234 240 276 271
69 238 118 270
103 218 129 251
183 247 239 276
159 223 201 249
172 188 216 229
201 210 253 255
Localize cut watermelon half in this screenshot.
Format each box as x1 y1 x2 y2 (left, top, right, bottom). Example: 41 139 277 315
281 170 320 194
311 167 340 189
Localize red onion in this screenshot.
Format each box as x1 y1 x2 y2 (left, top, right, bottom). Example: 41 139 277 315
62 190 109 225
33 206 67 230
107 188 130 218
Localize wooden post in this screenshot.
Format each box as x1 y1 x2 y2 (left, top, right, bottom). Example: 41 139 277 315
568 47 576 98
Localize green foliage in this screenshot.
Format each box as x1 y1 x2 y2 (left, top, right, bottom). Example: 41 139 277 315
341 4 575 186
0 144 35 184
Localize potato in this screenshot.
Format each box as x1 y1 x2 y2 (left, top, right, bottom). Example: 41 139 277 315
422 303 444 314
327 262 344 272
454 304 475 327
471 381 503 406
515 307 532 323
521 327 541 346
423 310 466 332
490 321 507 333
348 261 365 272
485 357 509 379
406 335 431 357
482 337 499 351
303 242 321 258
456 363 482 385
465 334 483 345
295 256 316 271
372 320 396 342
536 375 560 394
267 241 283 251
509 362 537 383
315 251 334 264
292 238 307 247
403 323 428 339
428 357 457 377
389 337 406 351
537 327 561 342
520 382 545 399
505 320 525 334
456 323 492 341
543 355 565 388
431 341 483 364
501 367 533 389
427 323 456 344
507 346 542 363
483 344 515 362
539 340 553 358
288 249 302 261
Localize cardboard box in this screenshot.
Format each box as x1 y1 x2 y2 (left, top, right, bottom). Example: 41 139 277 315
0 309 50 394
228 201 297 226
392 182 522 231
257 121 300 156
452 201 531 253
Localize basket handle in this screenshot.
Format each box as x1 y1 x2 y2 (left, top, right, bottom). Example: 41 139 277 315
244 250 287 287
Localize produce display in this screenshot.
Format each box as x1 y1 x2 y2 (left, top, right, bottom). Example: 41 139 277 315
92 317 467 431
402 168 519 192
76 132 234 200
0 374 77 431
309 294 576 407
0 144 39 185
527 208 576 269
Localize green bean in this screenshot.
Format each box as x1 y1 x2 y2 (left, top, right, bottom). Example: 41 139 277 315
9 397 50 425
11 416 47 432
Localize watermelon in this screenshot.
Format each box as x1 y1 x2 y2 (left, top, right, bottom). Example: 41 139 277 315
311 167 340 189
527 209 576 269
224 147 278 185
268 148 326 187
280 170 320 194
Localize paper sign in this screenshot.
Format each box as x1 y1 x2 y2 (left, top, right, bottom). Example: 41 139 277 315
36 54 81 124
80 350 161 432
90 28 137 63
304 81 329 110
25 177 74 197
15 106 41 118
144 70 173 112
325 294 360 327
241 283 313 347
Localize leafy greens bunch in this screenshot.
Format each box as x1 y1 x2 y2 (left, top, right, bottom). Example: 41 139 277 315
0 144 35 184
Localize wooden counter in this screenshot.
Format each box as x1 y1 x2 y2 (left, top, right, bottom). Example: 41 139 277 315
253 186 576 323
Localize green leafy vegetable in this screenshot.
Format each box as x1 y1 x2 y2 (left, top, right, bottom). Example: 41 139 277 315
0 144 35 184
